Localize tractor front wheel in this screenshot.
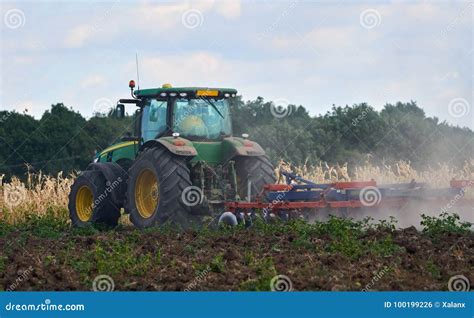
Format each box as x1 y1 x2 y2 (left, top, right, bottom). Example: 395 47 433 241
125 147 198 229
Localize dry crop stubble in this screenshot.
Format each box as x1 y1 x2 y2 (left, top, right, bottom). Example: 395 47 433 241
1 160 473 225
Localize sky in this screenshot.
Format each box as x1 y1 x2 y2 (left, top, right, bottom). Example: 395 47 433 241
1 0 473 128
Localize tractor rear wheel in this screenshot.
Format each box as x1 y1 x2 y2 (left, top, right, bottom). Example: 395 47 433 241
125 147 198 229
235 155 276 201
68 170 121 227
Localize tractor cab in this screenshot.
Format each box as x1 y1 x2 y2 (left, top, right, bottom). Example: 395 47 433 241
128 83 237 142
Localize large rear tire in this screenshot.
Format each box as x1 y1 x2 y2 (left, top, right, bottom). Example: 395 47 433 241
235 155 276 201
125 147 198 229
68 170 121 227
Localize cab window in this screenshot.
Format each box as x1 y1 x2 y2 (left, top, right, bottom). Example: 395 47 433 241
141 100 167 141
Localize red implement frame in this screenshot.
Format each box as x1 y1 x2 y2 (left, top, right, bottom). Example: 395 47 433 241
224 180 474 213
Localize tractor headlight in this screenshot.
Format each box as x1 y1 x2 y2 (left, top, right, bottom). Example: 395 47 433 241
160 92 167 97
169 92 177 97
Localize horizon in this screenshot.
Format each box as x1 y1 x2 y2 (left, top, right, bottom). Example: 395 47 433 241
6 97 474 133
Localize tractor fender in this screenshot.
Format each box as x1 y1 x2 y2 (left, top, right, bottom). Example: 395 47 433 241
85 162 127 207
222 137 266 160
142 137 197 157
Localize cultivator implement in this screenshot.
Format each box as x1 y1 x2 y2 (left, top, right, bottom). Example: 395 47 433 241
224 171 474 221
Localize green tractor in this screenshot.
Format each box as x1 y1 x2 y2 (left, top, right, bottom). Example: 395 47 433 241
68 81 276 229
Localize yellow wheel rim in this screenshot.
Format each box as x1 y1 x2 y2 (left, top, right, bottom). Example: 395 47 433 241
76 185 93 222
135 169 159 218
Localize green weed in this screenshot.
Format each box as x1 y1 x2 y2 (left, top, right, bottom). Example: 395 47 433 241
210 254 225 273
421 213 472 237
240 257 277 291
426 260 441 279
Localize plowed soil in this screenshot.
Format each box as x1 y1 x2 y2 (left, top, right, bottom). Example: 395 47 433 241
1 224 472 291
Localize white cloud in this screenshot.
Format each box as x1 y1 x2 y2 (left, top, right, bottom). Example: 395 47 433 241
269 24 378 53
62 1 242 48
80 75 107 88
133 2 191 29
404 3 442 20
215 0 241 19
12 56 35 65
64 25 92 48
306 26 362 50
132 52 232 87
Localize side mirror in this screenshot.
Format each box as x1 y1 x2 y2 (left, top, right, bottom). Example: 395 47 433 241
115 104 125 118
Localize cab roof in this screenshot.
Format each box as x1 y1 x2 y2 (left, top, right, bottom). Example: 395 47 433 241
134 87 238 98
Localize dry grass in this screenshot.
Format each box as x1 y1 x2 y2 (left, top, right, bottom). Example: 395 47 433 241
1 160 473 224
277 159 474 187
0 172 75 224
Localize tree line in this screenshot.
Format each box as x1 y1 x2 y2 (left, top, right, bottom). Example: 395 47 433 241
231 97 473 168
0 98 472 178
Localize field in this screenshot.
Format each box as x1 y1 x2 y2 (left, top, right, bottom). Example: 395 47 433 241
1 214 473 291
0 161 473 291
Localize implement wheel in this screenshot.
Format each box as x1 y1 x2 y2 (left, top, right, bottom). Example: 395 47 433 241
125 147 198 229
68 170 121 227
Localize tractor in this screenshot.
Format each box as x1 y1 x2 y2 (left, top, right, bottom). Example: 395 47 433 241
68 81 276 229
